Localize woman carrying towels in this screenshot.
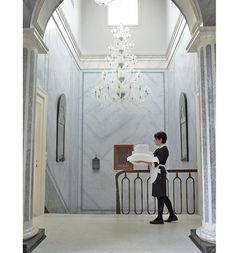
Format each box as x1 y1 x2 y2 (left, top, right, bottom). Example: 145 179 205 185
139 131 178 224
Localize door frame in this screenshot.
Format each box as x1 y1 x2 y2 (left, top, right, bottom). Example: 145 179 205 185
33 86 48 217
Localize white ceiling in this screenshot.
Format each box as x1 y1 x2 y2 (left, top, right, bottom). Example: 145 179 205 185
59 0 181 57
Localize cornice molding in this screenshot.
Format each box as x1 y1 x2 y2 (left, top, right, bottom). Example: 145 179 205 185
186 26 216 52
165 14 186 67
52 7 187 69
52 8 82 69
23 28 48 54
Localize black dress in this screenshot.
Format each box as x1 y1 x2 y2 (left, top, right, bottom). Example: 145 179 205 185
152 146 169 197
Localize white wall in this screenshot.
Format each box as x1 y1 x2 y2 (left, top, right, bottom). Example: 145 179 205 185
60 0 82 47
166 0 181 44
64 0 180 56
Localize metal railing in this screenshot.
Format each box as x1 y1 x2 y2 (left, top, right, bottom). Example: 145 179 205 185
115 169 197 215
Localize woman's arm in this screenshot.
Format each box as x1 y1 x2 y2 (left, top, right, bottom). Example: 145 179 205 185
135 161 152 165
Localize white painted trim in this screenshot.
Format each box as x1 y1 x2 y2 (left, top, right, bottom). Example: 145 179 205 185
52 8 82 69
51 6 186 69
23 28 49 54
165 14 186 67
33 87 48 217
186 26 216 53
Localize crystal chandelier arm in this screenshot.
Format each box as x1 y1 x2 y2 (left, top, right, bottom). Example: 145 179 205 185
93 24 151 103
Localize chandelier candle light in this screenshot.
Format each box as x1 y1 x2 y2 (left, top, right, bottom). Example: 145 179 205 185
93 24 151 103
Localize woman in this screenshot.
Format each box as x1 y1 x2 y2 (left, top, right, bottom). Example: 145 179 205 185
141 131 178 224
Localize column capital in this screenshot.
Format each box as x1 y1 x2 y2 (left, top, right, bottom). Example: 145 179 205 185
23 27 48 54
186 26 216 53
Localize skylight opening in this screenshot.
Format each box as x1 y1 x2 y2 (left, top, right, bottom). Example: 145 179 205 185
108 0 139 26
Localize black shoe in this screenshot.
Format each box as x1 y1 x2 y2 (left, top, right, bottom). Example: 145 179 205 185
164 214 178 223
149 218 164 224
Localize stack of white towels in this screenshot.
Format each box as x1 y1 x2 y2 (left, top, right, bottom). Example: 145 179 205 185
127 144 159 184
127 144 158 164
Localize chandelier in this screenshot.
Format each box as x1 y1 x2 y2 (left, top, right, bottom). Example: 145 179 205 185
93 24 151 103
94 0 115 5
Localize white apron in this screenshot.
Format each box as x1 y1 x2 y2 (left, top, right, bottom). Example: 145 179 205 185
149 163 166 184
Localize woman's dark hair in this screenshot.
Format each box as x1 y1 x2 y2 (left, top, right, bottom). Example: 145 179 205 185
154 131 167 143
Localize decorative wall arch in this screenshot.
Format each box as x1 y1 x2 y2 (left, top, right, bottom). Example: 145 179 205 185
26 0 204 37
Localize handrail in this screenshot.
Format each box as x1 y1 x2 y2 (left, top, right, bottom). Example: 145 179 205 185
115 169 197 215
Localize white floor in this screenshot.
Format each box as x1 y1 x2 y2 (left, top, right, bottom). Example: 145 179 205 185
32 214 201 253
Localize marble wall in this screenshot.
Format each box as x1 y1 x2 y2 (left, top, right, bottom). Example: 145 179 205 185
81 24 199 210
81 71 166 211
37 17 198 214
166 24 198 169
37 18 81 213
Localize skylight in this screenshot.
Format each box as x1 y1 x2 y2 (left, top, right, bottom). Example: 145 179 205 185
108 0 139 26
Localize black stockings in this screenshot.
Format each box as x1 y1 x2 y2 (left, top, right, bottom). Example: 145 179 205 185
157 196 175 219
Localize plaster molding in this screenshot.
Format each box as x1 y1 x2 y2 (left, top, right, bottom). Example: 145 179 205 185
172 0 202 35
166 14 186 67
186 26 216 53
52 8 82 69
23 28 48 54
52 6 187 69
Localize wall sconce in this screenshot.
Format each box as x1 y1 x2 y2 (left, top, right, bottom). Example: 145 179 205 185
92 155 100 171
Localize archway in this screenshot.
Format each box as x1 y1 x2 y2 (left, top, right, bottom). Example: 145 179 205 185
23 0 216 250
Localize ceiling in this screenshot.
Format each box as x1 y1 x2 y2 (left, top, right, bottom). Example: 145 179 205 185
59 0 181 57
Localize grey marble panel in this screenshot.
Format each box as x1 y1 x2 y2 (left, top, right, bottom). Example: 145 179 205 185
166 26 197 170
200 47 209 223
82 71 166 211
197 0 216 26
37 18 81 213
24 49 37 222
23 0 37 28
45 165 68 213
23 48 28 144
206 44 216 224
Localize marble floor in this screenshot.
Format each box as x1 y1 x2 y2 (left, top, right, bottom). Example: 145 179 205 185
32 214 201 253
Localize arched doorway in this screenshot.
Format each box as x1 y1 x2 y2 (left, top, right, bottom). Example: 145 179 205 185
23 0 216 249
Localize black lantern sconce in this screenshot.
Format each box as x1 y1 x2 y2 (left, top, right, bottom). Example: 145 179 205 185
92 155 100 171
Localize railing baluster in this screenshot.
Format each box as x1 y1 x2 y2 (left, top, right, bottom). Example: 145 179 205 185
134 172 143 214
173 172 183 214
115 169 197 215
121 172 130 214
147 176 156 214
186 172 196 214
